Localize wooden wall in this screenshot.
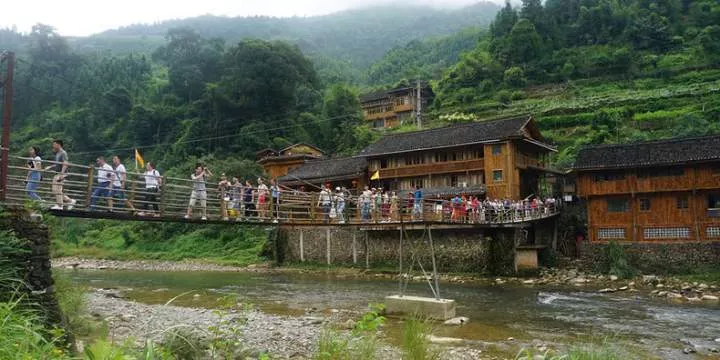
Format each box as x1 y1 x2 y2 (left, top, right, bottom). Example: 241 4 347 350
578 165 720 242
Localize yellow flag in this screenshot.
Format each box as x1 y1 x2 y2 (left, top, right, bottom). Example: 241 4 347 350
370 170 380 181
135 148 145 169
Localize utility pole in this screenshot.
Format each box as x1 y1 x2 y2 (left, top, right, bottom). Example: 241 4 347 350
0 51 15 201
415 80 422 129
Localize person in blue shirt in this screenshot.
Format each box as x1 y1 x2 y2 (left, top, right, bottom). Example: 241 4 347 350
270 178 280 223
412 185 423 220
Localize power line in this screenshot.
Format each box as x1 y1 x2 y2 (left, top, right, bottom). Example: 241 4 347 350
72 112 361 155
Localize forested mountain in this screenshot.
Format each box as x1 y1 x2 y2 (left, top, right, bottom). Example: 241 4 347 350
71 3 501 71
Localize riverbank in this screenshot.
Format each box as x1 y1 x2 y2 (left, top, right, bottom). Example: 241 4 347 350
54 257 720 304
86 289 494 360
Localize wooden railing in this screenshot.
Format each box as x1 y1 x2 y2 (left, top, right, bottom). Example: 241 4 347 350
376 158 485 179
0 155 560 225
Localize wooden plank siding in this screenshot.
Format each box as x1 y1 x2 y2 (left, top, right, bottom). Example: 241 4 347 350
578 163 720 242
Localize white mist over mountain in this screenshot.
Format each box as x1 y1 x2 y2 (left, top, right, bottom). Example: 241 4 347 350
4 0 505 37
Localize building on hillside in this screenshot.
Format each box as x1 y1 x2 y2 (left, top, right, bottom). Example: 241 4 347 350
256 143 324 179
277 156 368 192
360 83 433 129
574 135 720 242
357 115 558 200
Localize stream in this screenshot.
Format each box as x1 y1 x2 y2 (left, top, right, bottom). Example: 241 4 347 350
62 269 720 359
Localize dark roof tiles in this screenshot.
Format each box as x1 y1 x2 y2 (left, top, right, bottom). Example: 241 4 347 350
278 157 367 183
574 135 720 170
358 115 533 157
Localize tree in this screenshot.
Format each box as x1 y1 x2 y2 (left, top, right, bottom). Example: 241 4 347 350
322 85 363 154
503 67 527 88
491 1 518 39
504 19 542 66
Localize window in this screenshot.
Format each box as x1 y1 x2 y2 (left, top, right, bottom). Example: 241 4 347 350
598 228 625 240
607 199 629 213
644 227 691 239
492 144 503 155
593 172 626 182
676 196 689 210
410 177 425 189
492 170 503 182
380 159 388 169
638 167 684 178
435 152 448 163
372 119 384 128
707 227 720 238
450 175 459 187
406 155 423 165
709 194 720 209
639 198 651 211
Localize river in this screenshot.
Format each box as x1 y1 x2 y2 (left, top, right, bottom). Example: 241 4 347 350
62 269 720 359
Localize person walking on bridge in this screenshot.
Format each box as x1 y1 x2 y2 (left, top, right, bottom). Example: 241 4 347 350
89 157 114 211
47 140 77 210
109 156 132 212
186 164 212 220
25 146 43 202
141 162 162 216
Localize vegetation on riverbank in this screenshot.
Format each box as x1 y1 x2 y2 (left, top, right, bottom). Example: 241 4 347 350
50 218 269 266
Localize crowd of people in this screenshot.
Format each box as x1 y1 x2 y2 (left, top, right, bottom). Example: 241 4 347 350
21 139 558 223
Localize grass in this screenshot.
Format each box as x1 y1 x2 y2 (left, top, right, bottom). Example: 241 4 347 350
401 317 439 360
314 328 351 360
674 266 720 284
516 338 635 360
0 297 68 359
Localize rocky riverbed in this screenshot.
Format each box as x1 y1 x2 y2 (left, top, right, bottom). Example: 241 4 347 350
86 289 496 360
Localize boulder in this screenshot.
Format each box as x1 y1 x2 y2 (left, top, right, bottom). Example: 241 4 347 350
609 275 618 281
701 295 719 302
443 316 469 326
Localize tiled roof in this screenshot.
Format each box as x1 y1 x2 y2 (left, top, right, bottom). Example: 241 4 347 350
358 115 535 157
574 135 720 170
277 157 367 183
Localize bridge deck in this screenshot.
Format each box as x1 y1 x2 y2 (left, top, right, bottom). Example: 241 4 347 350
1 155 561 227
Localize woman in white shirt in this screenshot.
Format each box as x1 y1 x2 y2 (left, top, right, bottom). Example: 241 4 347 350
25 146 43 201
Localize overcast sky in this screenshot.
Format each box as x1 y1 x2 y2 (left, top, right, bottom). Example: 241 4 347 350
4 0 502 37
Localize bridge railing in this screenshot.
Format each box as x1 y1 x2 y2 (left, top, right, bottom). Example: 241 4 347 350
1 155 561 225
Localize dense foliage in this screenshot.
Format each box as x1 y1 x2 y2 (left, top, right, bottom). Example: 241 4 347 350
432 0 720 166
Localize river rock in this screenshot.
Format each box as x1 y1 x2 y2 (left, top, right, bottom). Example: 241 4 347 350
656 284 665 289
698 283 709 290
701 295 719 301
427 335 463 344
443 317 469 326
686 297 701 302
683 347 697 354
618 286 629 291
642 275 658 283
609 275 618 281
667 292 683 299
598 288 616 293
571 277 587 284
522 279 535 285
343 319 356 330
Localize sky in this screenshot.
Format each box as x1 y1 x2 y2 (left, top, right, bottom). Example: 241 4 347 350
4 0 501 37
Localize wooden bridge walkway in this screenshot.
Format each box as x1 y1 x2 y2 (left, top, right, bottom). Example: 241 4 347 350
1 155 560 228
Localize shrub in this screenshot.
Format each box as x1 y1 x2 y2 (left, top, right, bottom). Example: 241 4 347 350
602 241 636 279
504 67 527 88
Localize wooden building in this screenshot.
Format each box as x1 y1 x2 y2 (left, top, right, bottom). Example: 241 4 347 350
360 83 433 129
277 156 368 192
257 143 324 179
574 136 720 242
357 115 556 200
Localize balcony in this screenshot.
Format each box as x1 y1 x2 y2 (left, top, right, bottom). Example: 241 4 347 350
365 111 396 121
377 158 485 179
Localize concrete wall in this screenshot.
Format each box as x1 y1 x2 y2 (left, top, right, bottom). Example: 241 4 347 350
280 226 527 274
580 241 720 273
